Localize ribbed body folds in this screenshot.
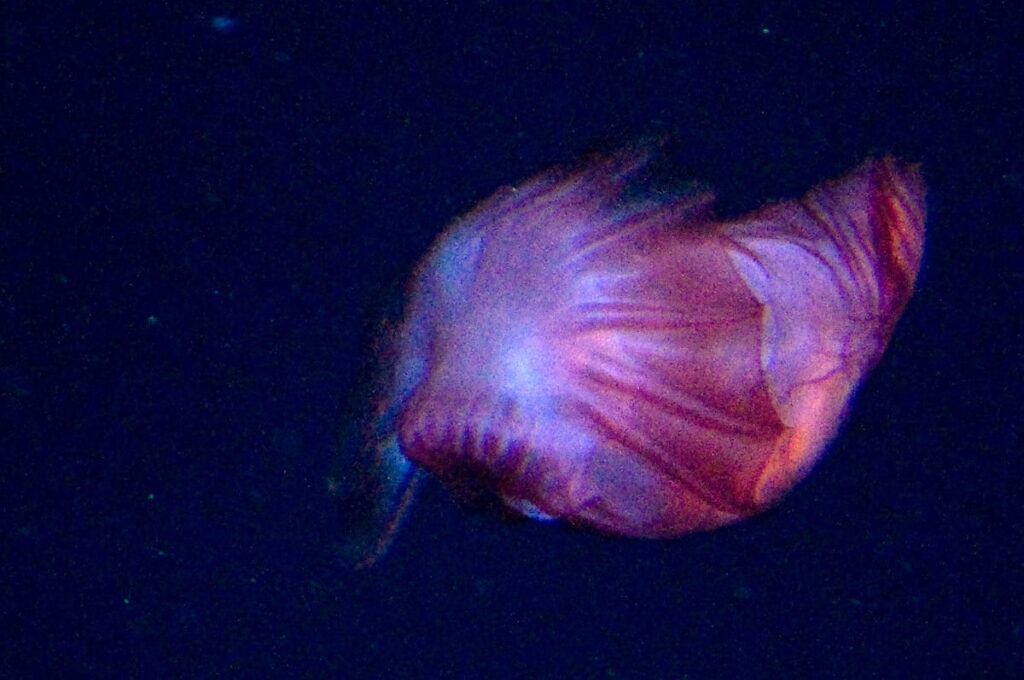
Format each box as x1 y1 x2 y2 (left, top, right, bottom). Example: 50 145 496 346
379 147 925 538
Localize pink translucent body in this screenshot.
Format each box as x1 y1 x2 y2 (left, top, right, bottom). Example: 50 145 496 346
380 148 925 539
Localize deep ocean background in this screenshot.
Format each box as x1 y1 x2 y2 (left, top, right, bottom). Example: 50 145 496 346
3 2 1022 678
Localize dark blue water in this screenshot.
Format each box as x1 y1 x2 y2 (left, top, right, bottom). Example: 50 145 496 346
3 2 1021 677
